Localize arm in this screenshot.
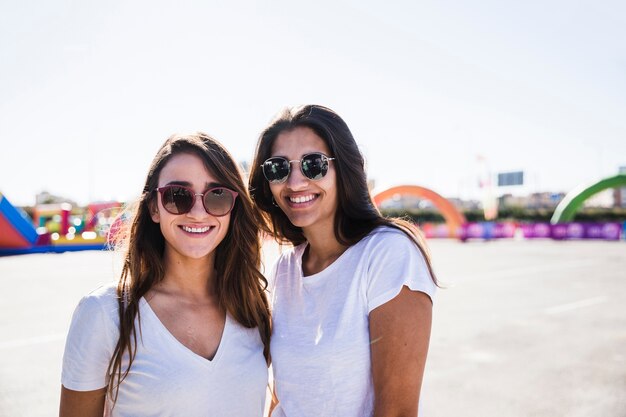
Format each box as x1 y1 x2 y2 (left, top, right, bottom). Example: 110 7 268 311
59 386 106 417
369 286 433 417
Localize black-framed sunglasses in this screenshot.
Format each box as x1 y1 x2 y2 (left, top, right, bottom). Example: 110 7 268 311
155 185 238 216
261 152 336 184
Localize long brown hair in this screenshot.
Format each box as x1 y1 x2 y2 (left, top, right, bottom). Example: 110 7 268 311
107 133 271 403
249 104 438 284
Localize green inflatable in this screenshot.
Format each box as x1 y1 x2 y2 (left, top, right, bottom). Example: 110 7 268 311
551 174 626 224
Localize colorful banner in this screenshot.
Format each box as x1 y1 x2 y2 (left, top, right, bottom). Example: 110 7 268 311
456 222 623 241
520 223 552 239
549 223 621 240
459 222 517 240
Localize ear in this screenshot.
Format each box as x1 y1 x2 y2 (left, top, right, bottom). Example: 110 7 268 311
149 200 160 223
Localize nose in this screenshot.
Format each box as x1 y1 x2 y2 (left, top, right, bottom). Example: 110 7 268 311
187 193 207 217
285 161 308 190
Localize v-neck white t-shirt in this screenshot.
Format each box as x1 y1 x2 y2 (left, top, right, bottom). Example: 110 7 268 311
269 226 436 417
62 284 268 417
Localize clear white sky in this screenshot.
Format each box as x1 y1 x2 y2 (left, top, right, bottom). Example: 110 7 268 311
1 0 625 207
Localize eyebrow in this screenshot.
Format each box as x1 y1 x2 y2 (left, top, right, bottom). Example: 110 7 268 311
164 180 224 189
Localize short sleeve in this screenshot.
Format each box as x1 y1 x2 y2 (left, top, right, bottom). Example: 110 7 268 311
61 287 119 391
266 244 301 310
366 230 436 313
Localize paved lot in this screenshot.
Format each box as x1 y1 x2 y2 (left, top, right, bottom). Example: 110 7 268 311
0 239 625 417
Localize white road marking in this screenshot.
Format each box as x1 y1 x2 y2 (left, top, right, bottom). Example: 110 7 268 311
544 296 608 315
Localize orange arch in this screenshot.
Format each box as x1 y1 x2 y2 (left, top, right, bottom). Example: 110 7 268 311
373 185 466 237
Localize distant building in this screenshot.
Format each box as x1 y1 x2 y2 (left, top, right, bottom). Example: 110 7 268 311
35 191 77 206
614 188 625 208
498 192 564 210
447 197 482 211
378 195 481 211
379 194 430 211
583 189 614 208
614 166 626 208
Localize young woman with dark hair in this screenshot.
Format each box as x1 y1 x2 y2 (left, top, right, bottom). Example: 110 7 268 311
249 105 437 417
60 133 271 417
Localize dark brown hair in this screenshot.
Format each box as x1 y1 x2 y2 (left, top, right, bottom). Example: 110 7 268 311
249 105 437 283
107 133 271 403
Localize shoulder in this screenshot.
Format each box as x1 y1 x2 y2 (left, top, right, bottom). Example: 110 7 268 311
62 283 120 391
72 282 120 326
267 244 305 294
78 282 119 307
84 281 119 299
357 225 419 254
273 242 306 270
278 242 306 260
359 226 437 307
354 226 428 269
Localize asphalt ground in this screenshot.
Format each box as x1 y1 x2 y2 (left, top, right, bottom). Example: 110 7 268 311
0 239 624 417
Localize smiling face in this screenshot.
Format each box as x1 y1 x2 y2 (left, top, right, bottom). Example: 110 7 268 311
268 126 338 236
151 152 231 263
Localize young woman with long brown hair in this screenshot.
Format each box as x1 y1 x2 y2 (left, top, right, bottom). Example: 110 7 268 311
249 105 437 417
60 133 271 417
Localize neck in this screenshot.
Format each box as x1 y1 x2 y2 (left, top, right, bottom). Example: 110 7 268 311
160 249 216 300
302 223 347 275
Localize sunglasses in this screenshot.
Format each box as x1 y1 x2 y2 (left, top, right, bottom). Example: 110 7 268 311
261 152 336 184
155 185 238 216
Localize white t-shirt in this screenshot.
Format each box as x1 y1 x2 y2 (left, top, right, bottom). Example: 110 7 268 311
269 226 436 417
62 284 268 417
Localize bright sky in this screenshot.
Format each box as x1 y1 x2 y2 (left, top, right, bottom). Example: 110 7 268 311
1 0 625 207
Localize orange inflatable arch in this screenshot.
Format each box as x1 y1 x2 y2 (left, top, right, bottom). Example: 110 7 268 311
372 185 466 238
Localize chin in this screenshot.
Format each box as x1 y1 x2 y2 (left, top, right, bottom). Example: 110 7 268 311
176 246 217 260
284 213 310 228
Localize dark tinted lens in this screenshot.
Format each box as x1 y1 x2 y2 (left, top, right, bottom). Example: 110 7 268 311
263 158 290 183
203 188 235 216
301 153 328 180
162 186 194 214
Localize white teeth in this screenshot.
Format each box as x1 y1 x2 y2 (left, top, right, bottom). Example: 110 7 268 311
289 195 316 204
181 226 211 233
